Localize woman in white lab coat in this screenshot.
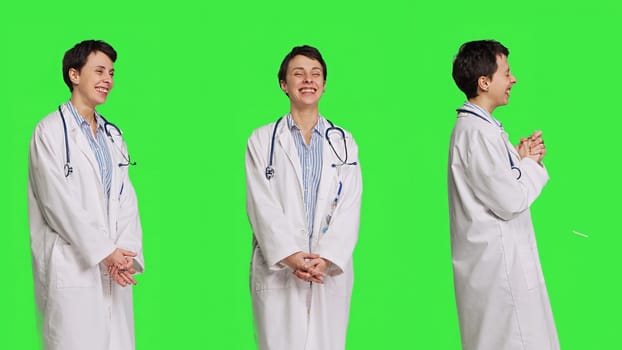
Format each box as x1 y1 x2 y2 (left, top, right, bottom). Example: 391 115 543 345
28 40 144 350
245 45 362 350
448 40 559 350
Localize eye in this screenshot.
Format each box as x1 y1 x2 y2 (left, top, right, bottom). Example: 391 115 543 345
109 71 115 77
294 72 303 77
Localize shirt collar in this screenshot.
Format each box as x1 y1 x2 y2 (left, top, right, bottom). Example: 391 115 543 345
66 101 105 131
286 113 326 135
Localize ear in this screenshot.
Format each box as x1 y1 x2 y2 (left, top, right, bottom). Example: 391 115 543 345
279 80 288 94
69 68 80 85
477 76 489 93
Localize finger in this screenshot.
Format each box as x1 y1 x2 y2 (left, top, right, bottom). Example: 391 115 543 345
311 265 326 275
121 258 135 269
109 264 132 286
305 260 325 271
530 145 545 154
308 274 324 284
120 271 137 285
293 270 310 281
116 270 135 285
309 270 326 279
112 274 127 287
301 253 320 260
109 265 121 276
118 249 137 257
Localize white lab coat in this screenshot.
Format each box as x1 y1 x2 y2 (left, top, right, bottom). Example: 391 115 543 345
28 104 144 350
448 108 559 350
245 116 362 350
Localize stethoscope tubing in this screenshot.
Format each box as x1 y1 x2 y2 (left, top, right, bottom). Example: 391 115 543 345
265 116 356 180
58 104 135 178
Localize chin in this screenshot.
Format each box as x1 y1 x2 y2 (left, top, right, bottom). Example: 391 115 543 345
94 97 108 106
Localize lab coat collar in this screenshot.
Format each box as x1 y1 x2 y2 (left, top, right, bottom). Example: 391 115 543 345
459 102 503 129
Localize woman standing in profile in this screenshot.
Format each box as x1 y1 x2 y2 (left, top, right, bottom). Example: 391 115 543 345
28 40 144 350
245 45 363 350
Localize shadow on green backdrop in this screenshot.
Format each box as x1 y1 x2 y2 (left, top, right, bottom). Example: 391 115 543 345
2 1 620 348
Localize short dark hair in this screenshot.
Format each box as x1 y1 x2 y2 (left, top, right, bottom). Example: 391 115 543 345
452 40 509 99
62 40 117 92
277 45 327 84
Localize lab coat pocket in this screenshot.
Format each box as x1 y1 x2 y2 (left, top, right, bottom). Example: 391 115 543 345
53 240 97 289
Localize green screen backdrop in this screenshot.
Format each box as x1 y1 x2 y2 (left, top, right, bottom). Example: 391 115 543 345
2 0 620 348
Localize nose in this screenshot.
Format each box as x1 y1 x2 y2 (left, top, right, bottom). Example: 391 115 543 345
103 72 114 85
510 73 517 84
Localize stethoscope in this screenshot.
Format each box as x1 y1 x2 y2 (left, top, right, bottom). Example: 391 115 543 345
265 116 357 180
58 105 136 178
457 108 522 180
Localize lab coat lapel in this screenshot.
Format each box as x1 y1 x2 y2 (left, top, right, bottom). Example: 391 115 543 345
106 135 122 239
276 122 304 192
66 112 100 180
65 109 106 206
313 134 337 237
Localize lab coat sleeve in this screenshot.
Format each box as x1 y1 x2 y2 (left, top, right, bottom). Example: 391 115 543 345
114 148 144 273
315 136 362 276
28 122 116 267
245 129 301 269
459 129 548 221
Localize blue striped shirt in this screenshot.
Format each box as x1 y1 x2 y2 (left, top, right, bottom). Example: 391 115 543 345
287 114 324 238
66 101 112 199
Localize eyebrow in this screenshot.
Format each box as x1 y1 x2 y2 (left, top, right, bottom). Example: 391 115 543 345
94 65 114 71
291 66 322 71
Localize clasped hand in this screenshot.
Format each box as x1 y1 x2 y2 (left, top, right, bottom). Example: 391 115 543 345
281 251 328 284
517 130 546 164
102 248 138 287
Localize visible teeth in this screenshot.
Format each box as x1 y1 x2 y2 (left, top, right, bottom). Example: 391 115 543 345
301 88 315 92
96 87 109 93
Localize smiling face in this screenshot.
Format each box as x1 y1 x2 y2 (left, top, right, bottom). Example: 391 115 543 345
69 51 115 108
280 55 325 108
483 54 517 112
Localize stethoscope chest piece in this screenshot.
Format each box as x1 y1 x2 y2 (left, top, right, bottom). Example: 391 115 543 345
265 166 275 180
64 163 73 177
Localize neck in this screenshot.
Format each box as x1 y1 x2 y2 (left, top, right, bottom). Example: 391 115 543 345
290 106 319 132
468 96 495 115
70 95 96 125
